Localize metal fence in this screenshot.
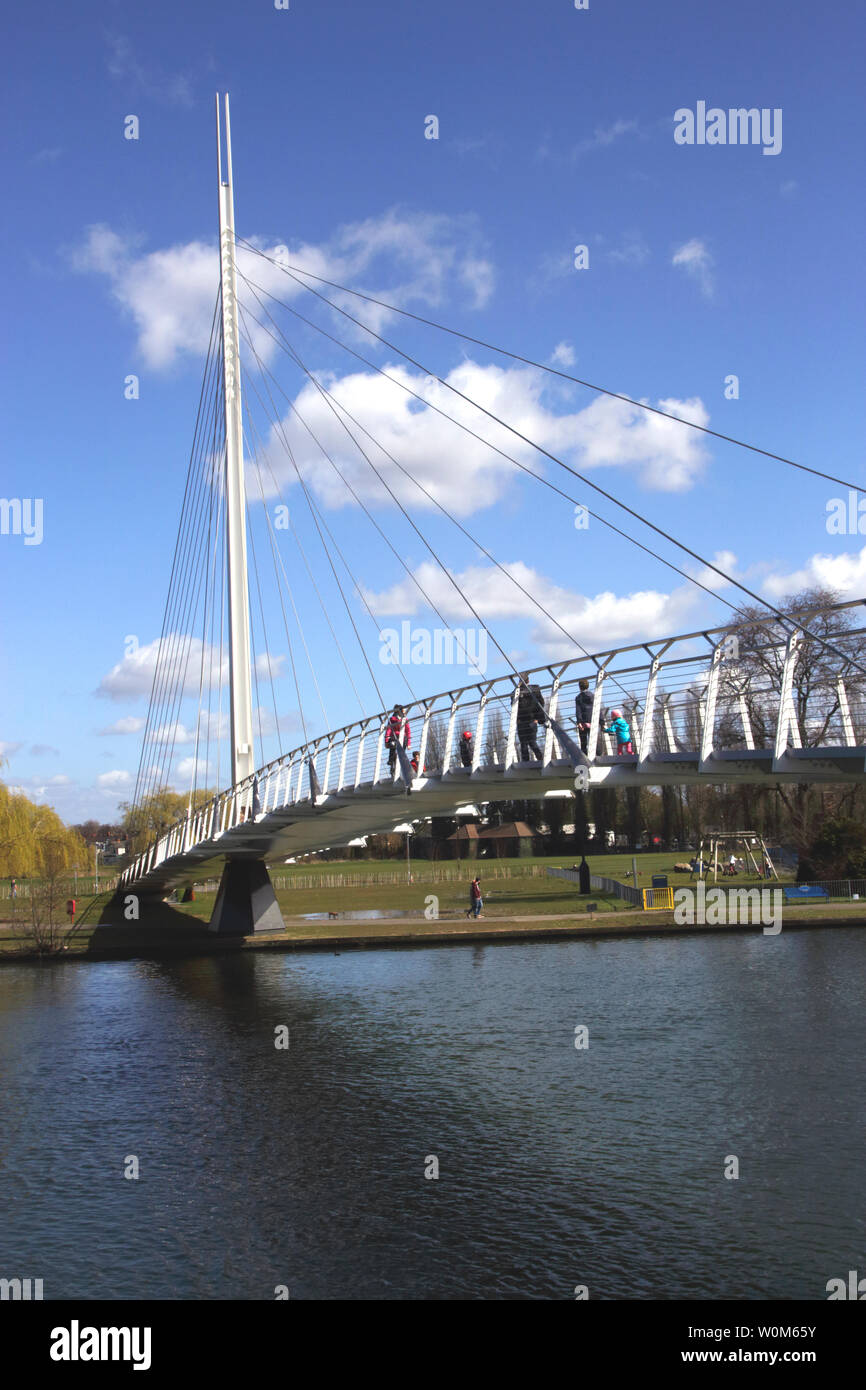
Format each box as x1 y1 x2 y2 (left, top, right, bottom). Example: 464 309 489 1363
547 864 642 906
545 870 866 908
589 873 642 906
172 863 550 894
122 596 866 886
795 879 866 900
643 886 676 910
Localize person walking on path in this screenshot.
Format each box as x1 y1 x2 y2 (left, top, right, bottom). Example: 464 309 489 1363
465 875 483 919
384 705 411 778
575 678 594 755
603 710 633 755
517 674 546 762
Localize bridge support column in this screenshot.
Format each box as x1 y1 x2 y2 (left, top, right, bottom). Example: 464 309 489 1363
209 860 285 936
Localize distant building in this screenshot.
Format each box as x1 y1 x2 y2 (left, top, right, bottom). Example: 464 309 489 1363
100 841 128 867
444 824 482 859
478 821 537 858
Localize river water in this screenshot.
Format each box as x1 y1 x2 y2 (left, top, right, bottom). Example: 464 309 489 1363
1 927 863 1300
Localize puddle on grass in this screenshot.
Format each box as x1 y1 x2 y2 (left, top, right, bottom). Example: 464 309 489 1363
298 909 423 921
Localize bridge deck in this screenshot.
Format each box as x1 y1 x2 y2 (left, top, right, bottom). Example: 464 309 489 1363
123 747 865 896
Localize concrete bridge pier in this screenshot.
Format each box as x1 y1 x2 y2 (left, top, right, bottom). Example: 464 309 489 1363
208 859 285 936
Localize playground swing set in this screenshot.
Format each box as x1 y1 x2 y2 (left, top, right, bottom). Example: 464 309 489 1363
689 829 779 883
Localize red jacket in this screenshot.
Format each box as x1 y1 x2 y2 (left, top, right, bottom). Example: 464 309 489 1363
384 715 411 749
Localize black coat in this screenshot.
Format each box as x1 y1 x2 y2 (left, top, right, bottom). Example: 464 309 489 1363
517 685 545 725
575 689 594 723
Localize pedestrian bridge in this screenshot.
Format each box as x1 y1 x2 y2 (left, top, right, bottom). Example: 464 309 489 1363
112 99 866 932
120 600 866 897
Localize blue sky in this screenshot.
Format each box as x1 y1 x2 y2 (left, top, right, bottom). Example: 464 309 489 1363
2 0 864 823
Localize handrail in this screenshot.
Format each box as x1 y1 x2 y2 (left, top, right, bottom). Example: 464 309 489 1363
121 599 866 885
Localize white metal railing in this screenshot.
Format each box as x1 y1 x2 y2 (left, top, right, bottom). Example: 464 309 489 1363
121 599 866 885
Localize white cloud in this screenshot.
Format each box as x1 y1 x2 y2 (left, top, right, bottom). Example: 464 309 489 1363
763 547 866 600
71 209 495 369
149 722 196 747
458 256 495 309
175 756 211 783
18 775 74 796
97 770 133 789
573 119 639 159
0 741 23 758
98 716 146 736
97 636 227 701
97 639 286 704
255 652 286 680
147 712 236 746
362 559 699 653
550 342 576 368
105 34 194 107
564 391 710 491
672 238 714 298
689 550 740 592
254 358 709 513
606 232 651 267
529 248 574 294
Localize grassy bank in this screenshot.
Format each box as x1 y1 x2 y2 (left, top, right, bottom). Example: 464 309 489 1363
2 899 866 962
3 850 859 961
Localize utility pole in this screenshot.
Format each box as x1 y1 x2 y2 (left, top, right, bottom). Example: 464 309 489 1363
216 93 255 789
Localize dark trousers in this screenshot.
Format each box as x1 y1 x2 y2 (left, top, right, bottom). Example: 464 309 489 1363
518 722 542 761
578 726 589 754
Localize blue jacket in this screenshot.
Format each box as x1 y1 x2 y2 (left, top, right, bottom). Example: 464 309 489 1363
603 717 631 743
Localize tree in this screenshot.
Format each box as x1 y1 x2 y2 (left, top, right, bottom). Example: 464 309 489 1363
661 785 677 848
0 779 87 879
624 787 642 850
717 588 865 851
798 817 866 881
119 787 214 856
591 787 616 851
483 709 507 767
424 716 448 773
544 794 571 853
72 820 124 847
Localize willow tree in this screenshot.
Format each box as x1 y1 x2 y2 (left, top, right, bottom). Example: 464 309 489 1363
0 780 87 879
119 786 215 856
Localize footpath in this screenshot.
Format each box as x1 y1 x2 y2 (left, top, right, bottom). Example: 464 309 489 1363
2 902 865 961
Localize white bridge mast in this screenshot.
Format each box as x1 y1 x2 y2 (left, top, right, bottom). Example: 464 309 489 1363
216 94 255 788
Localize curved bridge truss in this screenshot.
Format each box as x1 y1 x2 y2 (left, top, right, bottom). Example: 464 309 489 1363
122 600 866 896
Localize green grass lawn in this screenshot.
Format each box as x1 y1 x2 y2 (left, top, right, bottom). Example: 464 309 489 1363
0 849 820 958
169 874 628 922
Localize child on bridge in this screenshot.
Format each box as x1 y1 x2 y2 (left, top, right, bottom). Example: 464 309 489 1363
603 710 633 755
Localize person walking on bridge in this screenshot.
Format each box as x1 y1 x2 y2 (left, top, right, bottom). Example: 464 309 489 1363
575 678 594 754
385 705 411 778
517 674 546 762
459 730 473 769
